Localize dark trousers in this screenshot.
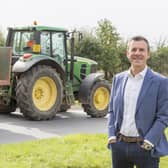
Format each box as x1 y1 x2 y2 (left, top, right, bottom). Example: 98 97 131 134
110 141 159 168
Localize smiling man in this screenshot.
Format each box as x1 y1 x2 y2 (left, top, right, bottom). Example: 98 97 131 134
108 36 168 168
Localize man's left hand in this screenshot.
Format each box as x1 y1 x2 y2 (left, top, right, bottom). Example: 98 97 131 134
141 141 153 151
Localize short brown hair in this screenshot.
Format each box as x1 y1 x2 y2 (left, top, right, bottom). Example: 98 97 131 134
128 36 150 52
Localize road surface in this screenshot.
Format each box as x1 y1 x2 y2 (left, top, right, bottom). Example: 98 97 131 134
0 105 108 144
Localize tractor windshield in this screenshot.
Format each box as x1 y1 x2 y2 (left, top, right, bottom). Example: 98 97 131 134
13 31 35 55
12 31 66 62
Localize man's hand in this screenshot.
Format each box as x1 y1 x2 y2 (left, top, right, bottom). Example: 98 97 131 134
141 141 153 151
108 138 117 144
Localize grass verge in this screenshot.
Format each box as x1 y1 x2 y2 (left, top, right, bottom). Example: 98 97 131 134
0 133 167 168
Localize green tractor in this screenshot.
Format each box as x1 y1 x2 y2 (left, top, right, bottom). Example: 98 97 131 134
0 23 111 120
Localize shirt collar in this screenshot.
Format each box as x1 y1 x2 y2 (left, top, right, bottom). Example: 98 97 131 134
127 66 148 78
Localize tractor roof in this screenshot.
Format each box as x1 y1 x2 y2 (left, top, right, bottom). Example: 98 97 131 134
11 25 68 32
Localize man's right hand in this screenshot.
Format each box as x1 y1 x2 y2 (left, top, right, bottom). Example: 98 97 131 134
108 138 117 144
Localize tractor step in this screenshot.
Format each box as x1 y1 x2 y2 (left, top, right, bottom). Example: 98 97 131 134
65 82 75 105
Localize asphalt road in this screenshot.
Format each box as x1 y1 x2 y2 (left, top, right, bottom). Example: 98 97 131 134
0 105 108 144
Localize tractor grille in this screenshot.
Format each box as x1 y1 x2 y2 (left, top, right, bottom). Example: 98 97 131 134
80 64 87 79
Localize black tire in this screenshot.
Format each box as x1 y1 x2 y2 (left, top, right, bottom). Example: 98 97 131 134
16 65 63 120
82 80 111 117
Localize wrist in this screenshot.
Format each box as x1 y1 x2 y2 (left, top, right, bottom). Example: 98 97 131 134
141 141 153 151
108 138 116 144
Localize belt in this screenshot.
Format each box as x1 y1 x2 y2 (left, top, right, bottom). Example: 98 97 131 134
118 133 143 143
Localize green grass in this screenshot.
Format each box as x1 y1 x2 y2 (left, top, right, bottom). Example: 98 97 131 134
0 133 167 168
0 134 110 168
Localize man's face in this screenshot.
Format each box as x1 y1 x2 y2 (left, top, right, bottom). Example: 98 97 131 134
126 40 150 68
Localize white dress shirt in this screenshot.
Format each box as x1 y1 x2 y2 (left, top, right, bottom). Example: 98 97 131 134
120 66 147 136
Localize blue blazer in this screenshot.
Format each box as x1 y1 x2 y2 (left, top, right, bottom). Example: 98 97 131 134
108 68 168 157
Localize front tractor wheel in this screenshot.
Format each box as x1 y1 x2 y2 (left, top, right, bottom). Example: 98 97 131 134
16 65 63 120
82 81 110 117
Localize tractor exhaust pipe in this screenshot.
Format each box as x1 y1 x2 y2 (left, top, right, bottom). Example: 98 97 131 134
70 32 75 81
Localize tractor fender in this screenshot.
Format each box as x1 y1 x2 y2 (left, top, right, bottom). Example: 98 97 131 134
13 56 57 72
78 72 104 104
12 56 65 80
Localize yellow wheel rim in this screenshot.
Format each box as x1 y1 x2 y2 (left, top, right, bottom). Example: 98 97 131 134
93 87 110 111
32 77 57 111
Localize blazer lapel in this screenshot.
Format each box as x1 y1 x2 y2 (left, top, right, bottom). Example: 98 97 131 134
136 68 154 111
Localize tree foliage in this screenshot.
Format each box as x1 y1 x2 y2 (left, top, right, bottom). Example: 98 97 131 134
116 41 130 72
67 20 168 79
74 30 101 62
73 19 130 80
149 47 168 76
96 19 121 79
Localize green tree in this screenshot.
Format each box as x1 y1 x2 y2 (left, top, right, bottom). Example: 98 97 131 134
149 47 168 76
117 41 130 72
74 30 101 62
69 21 130 80
96 19 121 79
148 38 168 76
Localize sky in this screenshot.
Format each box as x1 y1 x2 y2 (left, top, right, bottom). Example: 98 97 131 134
1 0 168 47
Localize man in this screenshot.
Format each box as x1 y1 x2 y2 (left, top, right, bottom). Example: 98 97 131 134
108 36 168 168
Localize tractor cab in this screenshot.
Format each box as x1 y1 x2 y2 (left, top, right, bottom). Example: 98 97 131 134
6 26 68 69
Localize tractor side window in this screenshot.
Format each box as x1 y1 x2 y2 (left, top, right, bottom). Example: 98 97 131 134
41 32 50 55
52 33 65 62
13 32 21 54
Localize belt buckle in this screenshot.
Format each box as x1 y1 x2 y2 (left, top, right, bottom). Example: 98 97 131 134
127 137 134 143
122 135 138 143
125 137 134 143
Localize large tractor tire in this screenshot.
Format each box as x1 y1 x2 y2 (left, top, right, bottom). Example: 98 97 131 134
82 81 110 117
16 65 63 120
